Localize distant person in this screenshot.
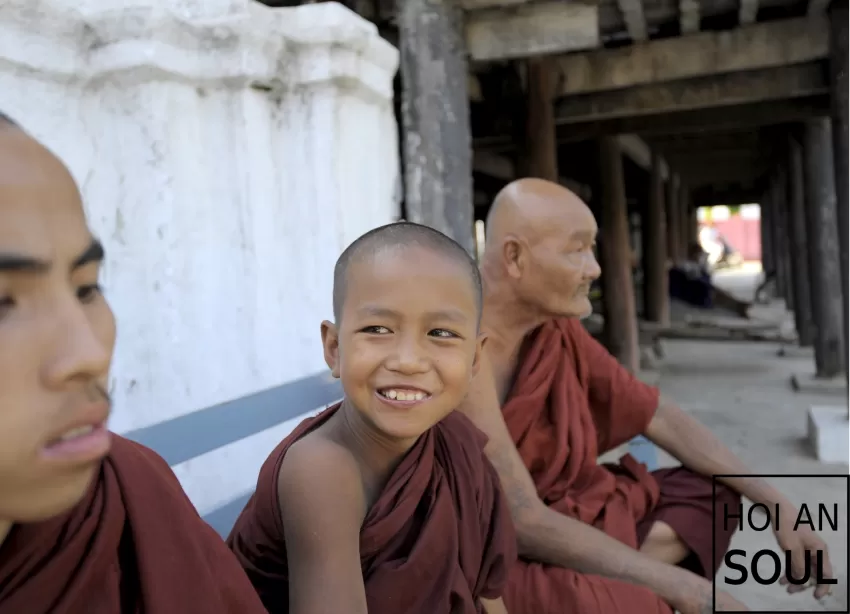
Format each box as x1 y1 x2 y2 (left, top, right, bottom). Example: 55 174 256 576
0 114 267 612
227 222 516 614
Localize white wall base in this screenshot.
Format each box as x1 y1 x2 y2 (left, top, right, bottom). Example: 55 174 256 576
807 405 850 464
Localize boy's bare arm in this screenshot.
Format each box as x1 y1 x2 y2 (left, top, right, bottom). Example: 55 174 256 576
278 440 368 614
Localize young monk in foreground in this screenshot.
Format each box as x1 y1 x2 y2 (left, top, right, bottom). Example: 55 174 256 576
227 222 517 614
0 115 267 614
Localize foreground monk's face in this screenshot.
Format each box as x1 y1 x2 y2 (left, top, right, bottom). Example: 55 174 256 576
322 246 483 442
0 127 116 523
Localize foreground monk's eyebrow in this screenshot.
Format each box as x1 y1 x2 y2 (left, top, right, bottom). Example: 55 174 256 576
0 238 105 274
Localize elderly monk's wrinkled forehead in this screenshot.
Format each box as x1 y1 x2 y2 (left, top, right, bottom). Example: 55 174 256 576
0 126 89 252
488 178 597 245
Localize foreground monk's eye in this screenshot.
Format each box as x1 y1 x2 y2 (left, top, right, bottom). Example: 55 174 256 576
361 325 391 334
77 284 103 304
0 296 14 321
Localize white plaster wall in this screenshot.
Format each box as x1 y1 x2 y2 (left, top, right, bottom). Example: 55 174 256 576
0 0 400 514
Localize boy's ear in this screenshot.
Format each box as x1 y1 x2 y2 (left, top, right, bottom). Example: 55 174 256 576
470 331 488 378
320 320 341 378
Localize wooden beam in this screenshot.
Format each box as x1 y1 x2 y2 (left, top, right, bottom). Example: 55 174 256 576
809 0 830 15
679 0 700 34
465 1 599 62
555 17 828 97
617 135 669 179
738 0 759 25
555 63 828 124
460 0 526 8
554 96 830 140
617 0 648 42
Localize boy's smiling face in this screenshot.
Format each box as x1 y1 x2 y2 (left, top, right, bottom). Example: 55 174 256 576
321 244 484 442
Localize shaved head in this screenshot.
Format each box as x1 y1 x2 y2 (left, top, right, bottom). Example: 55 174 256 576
485 178 596 249
481 177 601 320
333 222 483 323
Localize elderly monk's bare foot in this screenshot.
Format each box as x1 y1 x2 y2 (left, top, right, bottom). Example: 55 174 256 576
639 520 689 565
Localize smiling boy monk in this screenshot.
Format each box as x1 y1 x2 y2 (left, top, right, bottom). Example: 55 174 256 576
227 222 517 614
0 114 267 613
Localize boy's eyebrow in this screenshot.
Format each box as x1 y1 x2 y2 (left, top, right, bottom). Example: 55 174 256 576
0 238 104 274
356 305 471 323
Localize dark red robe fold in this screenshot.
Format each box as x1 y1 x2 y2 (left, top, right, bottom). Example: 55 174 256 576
227 404 517 614
0 435 267 614
501 318 740 614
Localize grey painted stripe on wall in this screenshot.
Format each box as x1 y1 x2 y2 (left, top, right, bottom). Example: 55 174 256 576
205 491 254 538
123 371 343 466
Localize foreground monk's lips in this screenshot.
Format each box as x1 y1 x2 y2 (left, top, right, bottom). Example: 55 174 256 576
42 400 112 463
42 422 111 463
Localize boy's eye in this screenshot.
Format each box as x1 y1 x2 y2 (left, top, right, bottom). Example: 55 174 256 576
361 325 391 334
429 329 459 339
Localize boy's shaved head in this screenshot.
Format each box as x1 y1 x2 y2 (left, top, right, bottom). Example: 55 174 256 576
333 222 482 323
0 112 18 128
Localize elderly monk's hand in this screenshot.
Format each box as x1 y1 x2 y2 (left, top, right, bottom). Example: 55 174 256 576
672 580 749 613
774 507 834 600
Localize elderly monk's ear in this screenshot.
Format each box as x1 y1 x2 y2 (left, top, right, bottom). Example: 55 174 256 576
502 236 524 279
471 332 487 378
320 320 341 378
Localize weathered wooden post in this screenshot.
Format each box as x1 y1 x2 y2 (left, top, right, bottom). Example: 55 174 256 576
598 137 640 373
772 169 795 311
803 118 845 378
397 0 474 254
829 0 848 366
643 151 669 325
679 180 692 257
759 185 775 287
517 58 558 182
786 132 815 346
666 173 682 263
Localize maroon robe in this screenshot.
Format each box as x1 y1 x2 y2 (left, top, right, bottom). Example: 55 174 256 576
0 435 267 614
501 318 740 614
227 404 517 613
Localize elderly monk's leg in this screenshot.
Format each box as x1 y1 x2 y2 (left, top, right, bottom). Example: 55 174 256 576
639 520 690 565
636 466 741 578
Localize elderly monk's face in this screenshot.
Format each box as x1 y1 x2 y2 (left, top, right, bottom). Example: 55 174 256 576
511 196 601 319
0 128 116 523
322 245 483 442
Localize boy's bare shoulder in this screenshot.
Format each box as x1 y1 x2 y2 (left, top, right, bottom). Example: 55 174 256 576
276 432 367 524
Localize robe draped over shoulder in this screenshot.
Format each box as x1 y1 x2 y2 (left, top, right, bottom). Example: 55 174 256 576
501 318 738 614
0 435 267 614
227 404 517 614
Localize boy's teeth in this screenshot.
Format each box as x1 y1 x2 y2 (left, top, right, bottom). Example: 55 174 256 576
59 425 95 441
382 389 427 401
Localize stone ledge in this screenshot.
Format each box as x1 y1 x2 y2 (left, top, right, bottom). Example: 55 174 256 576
790 373 848 395
0 0 398 99
807 405 850 464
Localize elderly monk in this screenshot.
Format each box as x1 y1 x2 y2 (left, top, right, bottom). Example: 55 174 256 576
0 115 267 614
459 178 834 614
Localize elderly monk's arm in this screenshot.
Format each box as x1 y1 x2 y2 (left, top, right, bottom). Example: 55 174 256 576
481 597 509 614
644 398 797 522
459 352 715 609
277 440 369 614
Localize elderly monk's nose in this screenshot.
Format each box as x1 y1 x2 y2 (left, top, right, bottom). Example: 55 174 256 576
583 252 602 282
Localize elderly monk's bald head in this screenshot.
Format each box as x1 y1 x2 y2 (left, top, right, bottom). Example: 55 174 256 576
0 115 116 525
482 178 601 320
